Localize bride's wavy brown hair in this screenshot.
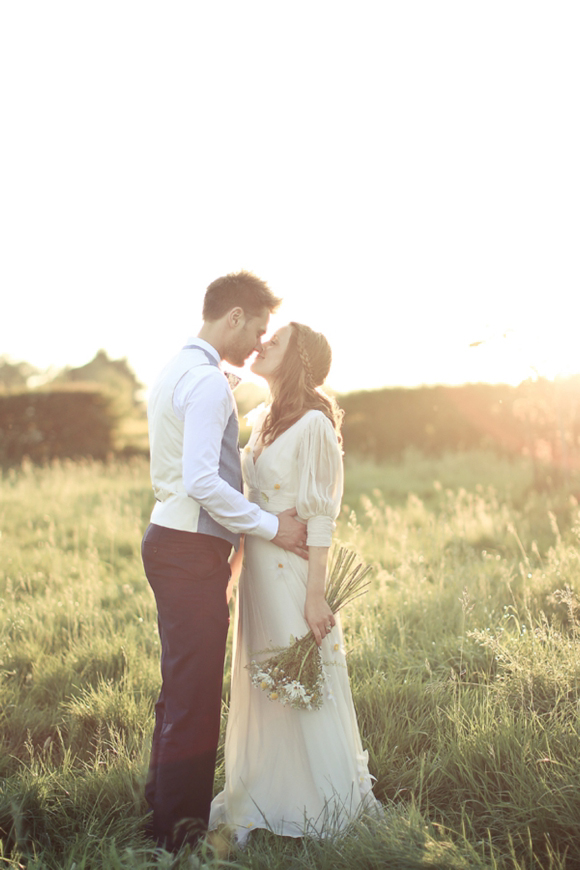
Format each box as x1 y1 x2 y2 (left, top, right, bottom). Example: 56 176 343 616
260 322 344 447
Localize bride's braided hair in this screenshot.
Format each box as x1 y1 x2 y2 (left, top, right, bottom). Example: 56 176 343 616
294 326 317 387
260 322 343 447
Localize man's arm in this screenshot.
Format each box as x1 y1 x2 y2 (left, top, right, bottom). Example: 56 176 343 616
179 369 307 555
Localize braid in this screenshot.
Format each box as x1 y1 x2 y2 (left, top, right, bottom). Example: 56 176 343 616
293 324 315 386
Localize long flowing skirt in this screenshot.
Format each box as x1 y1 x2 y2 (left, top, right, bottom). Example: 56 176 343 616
209 535 381 844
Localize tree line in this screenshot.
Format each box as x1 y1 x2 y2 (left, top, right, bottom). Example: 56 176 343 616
0 351 143 466
2 352 580 484
340 378 580 485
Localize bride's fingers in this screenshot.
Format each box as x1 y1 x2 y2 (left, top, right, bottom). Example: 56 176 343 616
305 601 334 646
308 620 324 646
313 619 335 646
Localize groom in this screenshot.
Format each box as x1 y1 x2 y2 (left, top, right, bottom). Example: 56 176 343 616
141 270 307 852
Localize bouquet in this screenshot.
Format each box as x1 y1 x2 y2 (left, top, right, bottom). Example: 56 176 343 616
246 546 372 710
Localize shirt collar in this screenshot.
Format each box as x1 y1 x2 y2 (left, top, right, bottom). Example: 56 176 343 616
185 336 221 365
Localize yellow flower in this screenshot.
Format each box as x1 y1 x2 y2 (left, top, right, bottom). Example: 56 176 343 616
261 680 269 690
334 643 340 651
269 692 278 700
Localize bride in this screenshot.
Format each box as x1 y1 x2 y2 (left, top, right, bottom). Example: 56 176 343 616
209 321 381 844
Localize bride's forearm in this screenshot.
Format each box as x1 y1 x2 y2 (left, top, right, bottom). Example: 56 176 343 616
304 546 335 646
305 546 329 600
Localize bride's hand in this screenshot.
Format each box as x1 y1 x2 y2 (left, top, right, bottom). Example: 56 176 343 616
305 594 336 647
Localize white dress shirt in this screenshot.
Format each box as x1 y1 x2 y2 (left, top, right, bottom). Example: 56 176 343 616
170 337 279 541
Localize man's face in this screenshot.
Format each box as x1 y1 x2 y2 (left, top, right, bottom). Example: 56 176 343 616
224 307 270 368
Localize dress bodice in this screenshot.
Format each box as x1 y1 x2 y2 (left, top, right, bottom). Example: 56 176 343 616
241 407 344 548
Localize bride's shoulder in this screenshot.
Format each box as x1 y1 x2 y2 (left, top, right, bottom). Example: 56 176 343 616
302 408 327 423
300 409 337 437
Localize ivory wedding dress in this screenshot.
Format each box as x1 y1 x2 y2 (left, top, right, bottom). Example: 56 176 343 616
209 407 381 843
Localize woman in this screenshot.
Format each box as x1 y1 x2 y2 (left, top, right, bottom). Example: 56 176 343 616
209 322 381 844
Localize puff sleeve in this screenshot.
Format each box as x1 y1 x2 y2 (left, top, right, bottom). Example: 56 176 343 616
296 412 344 547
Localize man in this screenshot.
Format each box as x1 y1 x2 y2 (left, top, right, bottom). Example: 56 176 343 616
141 271 306 852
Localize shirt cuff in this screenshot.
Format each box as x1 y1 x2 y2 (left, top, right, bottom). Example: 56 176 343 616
252 510 279 541
306 516 336 548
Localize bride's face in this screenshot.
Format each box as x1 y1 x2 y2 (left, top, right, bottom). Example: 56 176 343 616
250 325 292 384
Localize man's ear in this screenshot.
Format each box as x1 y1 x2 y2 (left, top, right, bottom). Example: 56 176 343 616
228 307 245 328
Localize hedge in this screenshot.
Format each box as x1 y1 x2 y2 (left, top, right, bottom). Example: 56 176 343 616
0 390 116 467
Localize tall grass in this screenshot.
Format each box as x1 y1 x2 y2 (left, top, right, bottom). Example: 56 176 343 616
1 453 579 868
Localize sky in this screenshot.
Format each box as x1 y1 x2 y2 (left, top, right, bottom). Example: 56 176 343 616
1 1 579 395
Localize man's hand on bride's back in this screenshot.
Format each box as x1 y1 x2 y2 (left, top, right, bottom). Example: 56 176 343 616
272 508 308 559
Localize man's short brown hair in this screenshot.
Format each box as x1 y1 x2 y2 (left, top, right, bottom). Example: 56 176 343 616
202 270 282 321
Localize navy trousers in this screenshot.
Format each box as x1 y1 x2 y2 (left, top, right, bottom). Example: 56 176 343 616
141 523 232 851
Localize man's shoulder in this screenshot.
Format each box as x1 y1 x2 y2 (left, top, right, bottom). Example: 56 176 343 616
152 351 214 394
178 360 226 393
174 358 231 417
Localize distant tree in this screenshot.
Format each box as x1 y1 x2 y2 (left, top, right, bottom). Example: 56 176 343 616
339 383 527 461
0 357 38 392
513 376 580 485
0 352 148 463
53 350 144 416
338 378 580 487
0 389 116 466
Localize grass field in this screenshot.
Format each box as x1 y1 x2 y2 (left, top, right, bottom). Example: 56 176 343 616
1 452 580 869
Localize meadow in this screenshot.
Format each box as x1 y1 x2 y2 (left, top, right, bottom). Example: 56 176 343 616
1 451 580 869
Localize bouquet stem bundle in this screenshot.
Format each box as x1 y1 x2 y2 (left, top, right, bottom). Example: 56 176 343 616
246 546 372 710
